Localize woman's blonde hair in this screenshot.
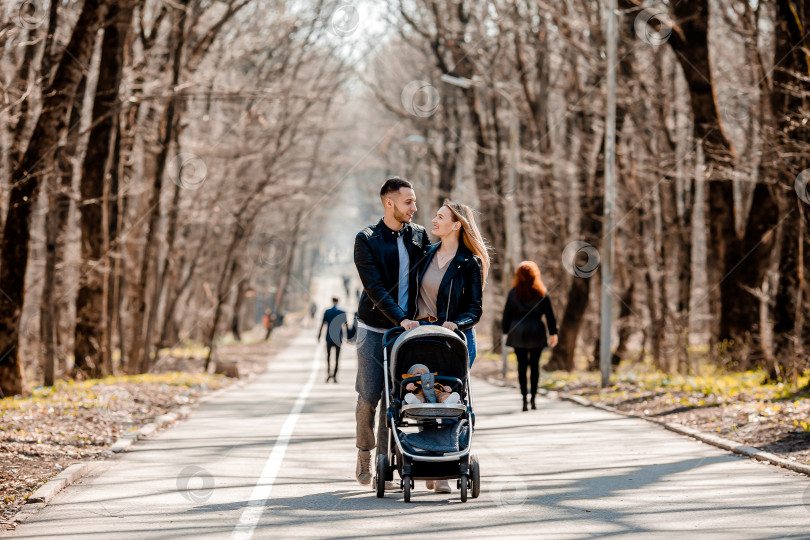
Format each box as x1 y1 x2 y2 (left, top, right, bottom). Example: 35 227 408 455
443 200 491 288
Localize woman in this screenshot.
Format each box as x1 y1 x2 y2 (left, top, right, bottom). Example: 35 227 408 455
410 200 489 366
409 200 489 493
502 261 558 412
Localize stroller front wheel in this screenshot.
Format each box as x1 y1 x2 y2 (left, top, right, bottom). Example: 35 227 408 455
402 475 412 502
375 455 388 498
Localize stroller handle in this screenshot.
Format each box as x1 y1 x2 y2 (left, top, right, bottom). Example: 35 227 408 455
384 325 467 348
383 326 405 348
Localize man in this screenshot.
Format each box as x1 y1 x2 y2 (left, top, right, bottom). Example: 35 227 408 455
317 297 346 383
353 177 430 489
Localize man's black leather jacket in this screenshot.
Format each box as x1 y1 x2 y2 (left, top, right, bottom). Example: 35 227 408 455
412 242 483 331
354 219 431 329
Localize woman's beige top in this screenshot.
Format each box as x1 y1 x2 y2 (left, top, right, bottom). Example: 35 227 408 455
416 254 451 320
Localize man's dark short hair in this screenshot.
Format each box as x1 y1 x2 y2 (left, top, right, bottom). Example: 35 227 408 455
332 297 339 303
380 177 413 199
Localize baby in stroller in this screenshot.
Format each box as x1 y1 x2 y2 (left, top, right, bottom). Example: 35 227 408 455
402 364 461 405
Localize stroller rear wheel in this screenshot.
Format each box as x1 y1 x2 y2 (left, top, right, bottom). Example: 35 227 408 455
375 455 388 498
470 455 480 499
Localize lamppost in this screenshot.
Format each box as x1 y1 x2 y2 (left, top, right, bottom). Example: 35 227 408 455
440 74 520 378
601 0 618 388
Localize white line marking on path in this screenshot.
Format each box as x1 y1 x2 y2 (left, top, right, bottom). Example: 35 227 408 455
231 345 321 540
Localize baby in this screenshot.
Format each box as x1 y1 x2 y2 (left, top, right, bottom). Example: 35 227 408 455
402 364 461 405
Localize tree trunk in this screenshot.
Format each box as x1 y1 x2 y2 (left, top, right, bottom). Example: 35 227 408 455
143 168 183 371
653 182 670 371
548 124 606 372
104 105 124 374
41 181 59 386
723 180 780 369
612 148 643 368
433 102 461 209
127 1 188 374
230 275 248 342
435 15 505 289
611 277 634 367
9 24 38 174
40 75 86 385
512 7 556 259
265 119 329 331
273 220 299 322
547 2 635 372
672 164 695 373
159 226 208 347
772 0 810 380
664 0 780 365
0 0 110 397
75 1 133 378
668 0 735 342
204 244 242 371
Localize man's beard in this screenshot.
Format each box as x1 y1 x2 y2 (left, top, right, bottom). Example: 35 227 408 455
393 207 411 223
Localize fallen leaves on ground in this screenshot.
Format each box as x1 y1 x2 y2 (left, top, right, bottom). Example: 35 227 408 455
0 372 227 526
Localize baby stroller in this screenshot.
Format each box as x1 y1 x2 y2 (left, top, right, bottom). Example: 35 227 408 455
374 325 480 502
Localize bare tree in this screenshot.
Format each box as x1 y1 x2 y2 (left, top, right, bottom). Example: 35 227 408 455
0 0 112 397
74 1 138 378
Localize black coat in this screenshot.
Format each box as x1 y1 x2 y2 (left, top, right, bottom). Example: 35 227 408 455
412 242 483 331
318 306 346 345
354 219 431 329
501 288 558 349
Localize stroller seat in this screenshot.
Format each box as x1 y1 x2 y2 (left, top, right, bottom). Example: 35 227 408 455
401 402 467 419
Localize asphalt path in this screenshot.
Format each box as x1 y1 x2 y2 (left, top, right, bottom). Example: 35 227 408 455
7 308 810 538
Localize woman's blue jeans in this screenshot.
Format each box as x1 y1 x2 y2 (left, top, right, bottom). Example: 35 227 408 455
418 321 477 367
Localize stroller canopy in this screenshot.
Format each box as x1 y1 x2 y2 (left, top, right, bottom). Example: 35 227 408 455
389 326 469 383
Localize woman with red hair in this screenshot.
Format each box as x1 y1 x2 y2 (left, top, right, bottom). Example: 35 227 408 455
502 261 558 411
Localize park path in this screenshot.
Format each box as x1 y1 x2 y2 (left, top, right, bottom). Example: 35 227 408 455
6 282 810 539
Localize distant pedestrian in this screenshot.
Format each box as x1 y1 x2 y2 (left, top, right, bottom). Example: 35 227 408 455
318 297 347 383
343 275 351 297
502 261 558 412
262 309 276 341
309 302 317 328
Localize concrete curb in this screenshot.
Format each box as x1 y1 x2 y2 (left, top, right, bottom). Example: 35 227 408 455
15 461 104 524
554 391 810 477
11 377 251 526
18 404 194 519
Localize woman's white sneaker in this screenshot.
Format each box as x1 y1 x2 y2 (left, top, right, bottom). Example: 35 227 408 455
433 479 451 493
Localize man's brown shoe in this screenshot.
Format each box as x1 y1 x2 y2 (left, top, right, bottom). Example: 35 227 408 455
356 450 371 485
